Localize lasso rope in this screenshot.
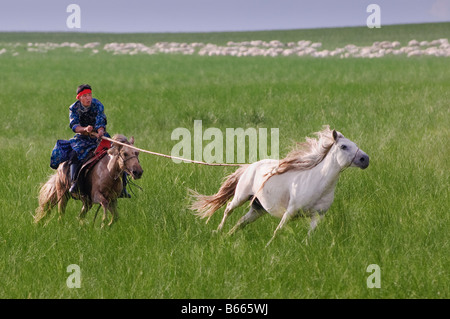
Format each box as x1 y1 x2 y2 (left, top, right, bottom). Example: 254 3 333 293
95 134 242 167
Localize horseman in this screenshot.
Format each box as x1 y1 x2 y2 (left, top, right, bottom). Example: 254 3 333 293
68 84 131 198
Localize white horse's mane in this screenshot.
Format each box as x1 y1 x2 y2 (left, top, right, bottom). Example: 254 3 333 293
275 125 335 175
254 125 336 196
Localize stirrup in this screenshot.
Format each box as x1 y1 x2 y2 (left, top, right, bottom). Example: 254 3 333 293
69 181 78 194
119 188 131 198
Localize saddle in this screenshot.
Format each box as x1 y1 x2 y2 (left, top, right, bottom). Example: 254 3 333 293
75 139 112 198
82 138 112 171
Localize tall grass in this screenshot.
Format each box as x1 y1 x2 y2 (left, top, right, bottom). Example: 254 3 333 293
0 25 448 299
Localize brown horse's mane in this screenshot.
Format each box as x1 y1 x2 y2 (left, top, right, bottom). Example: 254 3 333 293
107 134 129 152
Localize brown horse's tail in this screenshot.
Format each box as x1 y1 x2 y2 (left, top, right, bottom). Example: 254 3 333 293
34 164 70 223
190 165 248 222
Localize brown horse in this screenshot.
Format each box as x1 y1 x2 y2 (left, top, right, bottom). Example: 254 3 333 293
34 134 143 227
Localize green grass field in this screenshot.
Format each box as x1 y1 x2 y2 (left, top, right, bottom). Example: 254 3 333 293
0 23 448 299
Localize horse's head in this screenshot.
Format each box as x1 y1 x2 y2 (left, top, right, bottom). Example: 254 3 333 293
109 135 144 179
332 130 369 170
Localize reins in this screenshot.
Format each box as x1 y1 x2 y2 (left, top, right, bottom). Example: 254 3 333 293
91 133 242 167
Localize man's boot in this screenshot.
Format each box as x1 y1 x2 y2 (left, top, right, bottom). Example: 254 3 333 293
119 171 131 198
69 162 81 194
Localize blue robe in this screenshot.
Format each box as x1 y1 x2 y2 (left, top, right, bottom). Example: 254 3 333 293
50 98 110 169
69 98 110 162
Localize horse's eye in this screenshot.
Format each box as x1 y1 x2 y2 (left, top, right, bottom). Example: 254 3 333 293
340 145 347 150
124 152 128 157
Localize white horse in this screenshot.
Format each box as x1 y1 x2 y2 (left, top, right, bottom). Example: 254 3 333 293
190 126 369 246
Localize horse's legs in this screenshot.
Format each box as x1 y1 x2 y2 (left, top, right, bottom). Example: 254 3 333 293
308 212 324 236
99 200 119 228
57 192 70 221
216 195 248 232
78 200 92 224
100 202 109 229
93 193 110 228
228 206 265 235
266 208 296 247
305 212 325 245
107 200 119 226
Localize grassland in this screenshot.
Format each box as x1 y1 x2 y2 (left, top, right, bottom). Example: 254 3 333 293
0 23 448 299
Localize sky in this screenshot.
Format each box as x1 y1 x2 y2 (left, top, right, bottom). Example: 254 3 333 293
0 0 449 33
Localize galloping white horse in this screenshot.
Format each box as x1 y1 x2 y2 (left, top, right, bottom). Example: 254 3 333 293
190 126 369 246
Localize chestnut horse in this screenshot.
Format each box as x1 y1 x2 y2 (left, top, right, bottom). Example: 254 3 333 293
34 134 143 227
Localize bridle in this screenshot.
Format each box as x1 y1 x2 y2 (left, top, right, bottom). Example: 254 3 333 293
346 147 360 170
106 149 140 180
119 151 139 174
119 153 139 164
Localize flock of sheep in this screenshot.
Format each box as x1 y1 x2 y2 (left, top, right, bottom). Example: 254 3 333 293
198 39 450 58
1 38 449 58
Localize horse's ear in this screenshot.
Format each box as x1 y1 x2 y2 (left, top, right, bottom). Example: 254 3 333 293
332 130 339 141
129 136 134 145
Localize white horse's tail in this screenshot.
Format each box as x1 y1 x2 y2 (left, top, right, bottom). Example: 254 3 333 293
190 165 248 222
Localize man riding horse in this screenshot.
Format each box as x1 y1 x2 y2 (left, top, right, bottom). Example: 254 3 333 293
67 84 131 198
